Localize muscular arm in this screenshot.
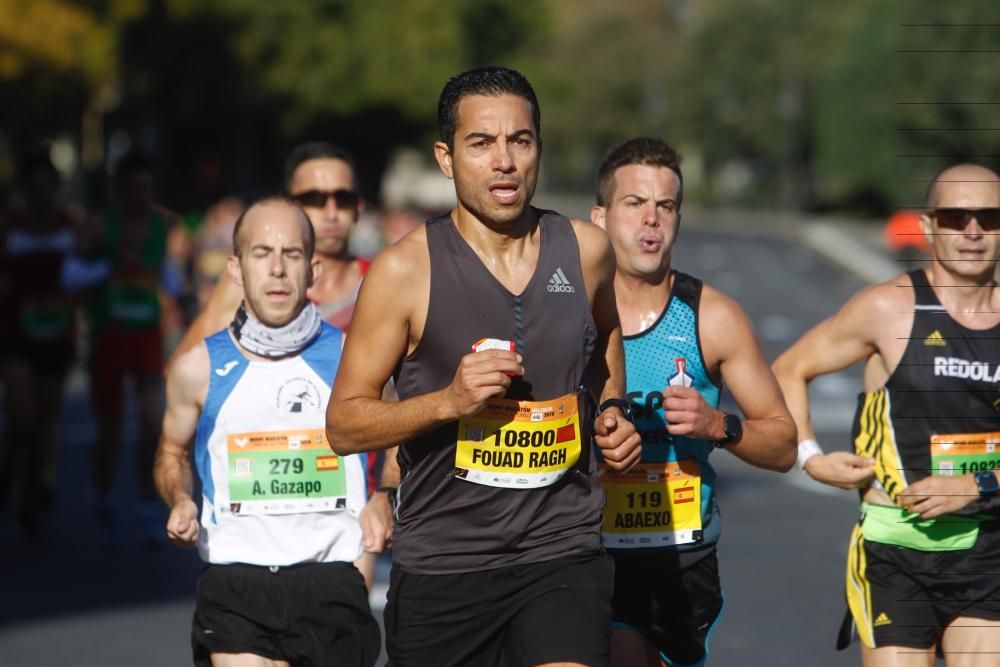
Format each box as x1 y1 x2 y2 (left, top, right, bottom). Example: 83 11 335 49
326 233 522 454
576 219 627 404
168 274 243 369
573 219 641 471
771 282 898 487
153 343 209 547
693 289 796 471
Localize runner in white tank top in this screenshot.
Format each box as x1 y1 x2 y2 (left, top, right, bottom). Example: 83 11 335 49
155 197 381 667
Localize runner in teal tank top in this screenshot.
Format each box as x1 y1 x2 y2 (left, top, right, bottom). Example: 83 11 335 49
592 137 797 667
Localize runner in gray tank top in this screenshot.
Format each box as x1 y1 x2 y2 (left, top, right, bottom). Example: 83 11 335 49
327 66 642 667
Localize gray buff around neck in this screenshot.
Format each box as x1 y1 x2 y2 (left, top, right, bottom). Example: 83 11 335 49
231 301 322 357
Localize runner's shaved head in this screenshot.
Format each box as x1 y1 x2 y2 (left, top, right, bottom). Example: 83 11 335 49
232 196 315 259
925 163 1000 208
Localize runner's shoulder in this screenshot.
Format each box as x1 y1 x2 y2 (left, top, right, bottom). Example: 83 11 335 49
839 271 915 323
696 281 758 348
568 217 613 268
364 223 429 290
168 340 211 400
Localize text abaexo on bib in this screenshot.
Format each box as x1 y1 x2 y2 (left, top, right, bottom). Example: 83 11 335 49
226 428 347 515
455 392 581 489
601 460 703 548
931 432 1000 476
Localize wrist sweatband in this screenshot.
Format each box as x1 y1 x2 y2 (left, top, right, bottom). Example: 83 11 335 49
797 438 824 469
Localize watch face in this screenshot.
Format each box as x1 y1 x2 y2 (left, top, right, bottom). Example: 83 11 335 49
976 471 1000 495
724 414 742 442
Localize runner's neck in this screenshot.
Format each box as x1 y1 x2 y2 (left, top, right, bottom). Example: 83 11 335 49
615 267 674 337
309 255 360 303
924 263 1000 327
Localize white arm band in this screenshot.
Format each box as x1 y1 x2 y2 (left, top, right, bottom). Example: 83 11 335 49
796 438 824 469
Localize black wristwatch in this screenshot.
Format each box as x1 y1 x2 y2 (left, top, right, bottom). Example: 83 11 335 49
714 413 743 448
598 398 636 423
375 486 398 508
974 471 1000 498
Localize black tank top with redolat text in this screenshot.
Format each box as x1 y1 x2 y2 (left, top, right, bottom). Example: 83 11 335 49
392 209 603 574
852 269 1000 504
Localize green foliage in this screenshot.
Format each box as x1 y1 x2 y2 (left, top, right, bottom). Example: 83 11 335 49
5 0 998 213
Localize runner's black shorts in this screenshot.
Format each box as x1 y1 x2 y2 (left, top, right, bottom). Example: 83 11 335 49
192 561 380 667
611 547 724 666
846 520 1000 649
384 551 613 667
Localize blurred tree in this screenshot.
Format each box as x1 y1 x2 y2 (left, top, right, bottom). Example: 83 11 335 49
523 0 682 192
4 0 994 214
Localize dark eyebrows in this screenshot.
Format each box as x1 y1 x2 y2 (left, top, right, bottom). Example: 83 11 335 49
618 193 678 206
462 129 535 143
463 131 496 143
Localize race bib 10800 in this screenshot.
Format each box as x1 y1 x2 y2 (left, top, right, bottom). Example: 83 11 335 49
454 392 581 489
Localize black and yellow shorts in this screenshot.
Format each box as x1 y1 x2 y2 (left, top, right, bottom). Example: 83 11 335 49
845 520 1000 649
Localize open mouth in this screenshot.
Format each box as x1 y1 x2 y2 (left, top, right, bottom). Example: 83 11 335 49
638 236 662 252
489 182 520 205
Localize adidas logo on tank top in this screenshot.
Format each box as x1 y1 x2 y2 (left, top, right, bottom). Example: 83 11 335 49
547 267 576 293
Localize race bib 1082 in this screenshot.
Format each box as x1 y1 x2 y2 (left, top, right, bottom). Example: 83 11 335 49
931 431 1000 476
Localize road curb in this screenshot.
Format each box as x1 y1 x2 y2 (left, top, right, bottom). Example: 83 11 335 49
799 221 899 285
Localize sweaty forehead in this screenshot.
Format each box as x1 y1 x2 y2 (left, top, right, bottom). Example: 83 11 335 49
241 202 310 247
455 94 535 136
613 164 679 199
929 166 1000 207
290 158 355 194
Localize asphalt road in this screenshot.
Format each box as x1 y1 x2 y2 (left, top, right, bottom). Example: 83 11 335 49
0 222 884 666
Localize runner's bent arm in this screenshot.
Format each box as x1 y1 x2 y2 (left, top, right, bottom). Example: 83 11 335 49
573 219 642 472
167 275 243 370
679 288 796 471
154 343 209 547
771 285 895 487
326 233 523 455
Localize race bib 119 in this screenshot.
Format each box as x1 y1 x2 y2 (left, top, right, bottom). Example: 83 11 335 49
601 460 703 548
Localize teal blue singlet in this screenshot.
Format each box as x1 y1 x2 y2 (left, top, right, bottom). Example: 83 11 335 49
617 271 721 552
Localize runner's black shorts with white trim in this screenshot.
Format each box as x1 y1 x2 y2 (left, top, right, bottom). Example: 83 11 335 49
192 561 380 666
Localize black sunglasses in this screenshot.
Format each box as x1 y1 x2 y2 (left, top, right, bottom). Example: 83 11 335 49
292 189 359 210
929 208 1000 231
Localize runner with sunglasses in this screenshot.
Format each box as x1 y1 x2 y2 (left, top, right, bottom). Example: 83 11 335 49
773 163 1000 666
172 143 395 590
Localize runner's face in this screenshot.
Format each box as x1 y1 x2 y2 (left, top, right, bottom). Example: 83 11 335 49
600 165 680 280
923 177 1000 280
233 201 316 327
289 158 359 259
437 94 539 229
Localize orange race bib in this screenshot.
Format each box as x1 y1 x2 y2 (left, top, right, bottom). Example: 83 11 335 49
455 392 581 489
931 431 1000 477
601 460 703 548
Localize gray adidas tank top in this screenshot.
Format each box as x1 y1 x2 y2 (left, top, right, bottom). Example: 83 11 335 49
393 209 604 573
